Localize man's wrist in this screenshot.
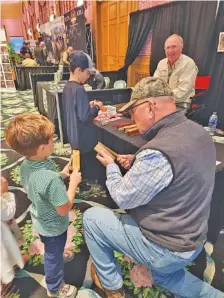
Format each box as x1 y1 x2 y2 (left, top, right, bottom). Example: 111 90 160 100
106 162 121 176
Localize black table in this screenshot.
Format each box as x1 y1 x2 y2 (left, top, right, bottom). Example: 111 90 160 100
96 117 224 172
36 81 132 141
36 81 66 121
95 117 224 244
16 66 59 90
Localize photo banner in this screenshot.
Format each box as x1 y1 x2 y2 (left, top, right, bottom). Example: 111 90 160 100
40 16 66 63
64 5 86 52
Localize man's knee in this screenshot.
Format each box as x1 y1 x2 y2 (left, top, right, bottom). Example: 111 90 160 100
83 207 105 228
83 207 115 231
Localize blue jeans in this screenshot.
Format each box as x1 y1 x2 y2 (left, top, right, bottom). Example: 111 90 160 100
40 230 67 293
83 207 224 298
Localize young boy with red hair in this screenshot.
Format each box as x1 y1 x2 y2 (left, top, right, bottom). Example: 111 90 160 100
5 114 81 298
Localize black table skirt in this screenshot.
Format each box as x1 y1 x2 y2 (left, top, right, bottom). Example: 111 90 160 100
17 67 127 91
36 82 132 136
16 66 59 90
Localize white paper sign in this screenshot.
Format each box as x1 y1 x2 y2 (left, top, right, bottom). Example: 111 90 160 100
42 89 48 112
217 32 224 52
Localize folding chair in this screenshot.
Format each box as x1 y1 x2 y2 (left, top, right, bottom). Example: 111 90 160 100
186 76 211 120
191 76 211 108
104 77 110 89
113 80 127 89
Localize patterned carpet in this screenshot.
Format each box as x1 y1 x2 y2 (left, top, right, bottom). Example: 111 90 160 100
1 90 223 298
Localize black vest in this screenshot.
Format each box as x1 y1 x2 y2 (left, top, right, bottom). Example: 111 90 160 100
130 111 216 252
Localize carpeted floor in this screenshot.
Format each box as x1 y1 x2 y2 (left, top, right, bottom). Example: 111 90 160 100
1 90 224 298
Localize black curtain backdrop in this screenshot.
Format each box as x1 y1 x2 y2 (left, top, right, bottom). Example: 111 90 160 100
120 7 158 71
196 2 224 128
150 1 217 75
149 1 184 75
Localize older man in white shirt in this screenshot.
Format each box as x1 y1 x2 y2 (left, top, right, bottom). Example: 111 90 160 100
154 34 198 109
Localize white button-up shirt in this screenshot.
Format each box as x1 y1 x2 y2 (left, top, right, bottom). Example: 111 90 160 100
154 54 198 104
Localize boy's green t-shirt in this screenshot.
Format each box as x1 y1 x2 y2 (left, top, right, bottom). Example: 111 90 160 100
20 158 69 237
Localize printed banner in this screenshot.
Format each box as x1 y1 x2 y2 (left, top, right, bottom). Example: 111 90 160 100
64 6 86 52
40 16 67 63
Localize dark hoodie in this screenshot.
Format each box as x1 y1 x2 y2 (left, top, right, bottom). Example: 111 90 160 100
62 81 100 153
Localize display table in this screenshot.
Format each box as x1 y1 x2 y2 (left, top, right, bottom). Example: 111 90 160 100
36 80 132 123
16 66 59 90
16 67 126 90
96 117 224 172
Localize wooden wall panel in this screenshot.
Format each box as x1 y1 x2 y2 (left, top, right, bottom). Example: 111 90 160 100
128 56 150 86
1 2 22 19
1 2 24 38
97 1 138 72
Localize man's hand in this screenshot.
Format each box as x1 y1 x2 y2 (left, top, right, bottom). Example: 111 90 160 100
60 161 72 178
117 154 134 169
96 151 115 167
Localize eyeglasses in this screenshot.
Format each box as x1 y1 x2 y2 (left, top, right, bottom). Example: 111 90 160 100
128 100 149 115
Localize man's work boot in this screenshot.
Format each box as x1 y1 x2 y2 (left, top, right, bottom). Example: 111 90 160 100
91 263 126 298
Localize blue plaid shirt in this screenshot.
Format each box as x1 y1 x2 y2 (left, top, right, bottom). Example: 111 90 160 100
106 149 173 209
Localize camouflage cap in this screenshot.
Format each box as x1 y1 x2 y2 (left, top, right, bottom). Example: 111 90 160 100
119 77 173 112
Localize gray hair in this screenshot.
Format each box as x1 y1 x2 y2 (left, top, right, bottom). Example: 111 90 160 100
165 34 184 48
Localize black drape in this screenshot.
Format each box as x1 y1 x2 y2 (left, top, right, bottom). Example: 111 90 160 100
195 2 224 128
150 1 217 75
120 8 157 71
149 1 184 75
180 1 217 74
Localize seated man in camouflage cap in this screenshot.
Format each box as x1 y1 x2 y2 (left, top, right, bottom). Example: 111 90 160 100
82 77 222 298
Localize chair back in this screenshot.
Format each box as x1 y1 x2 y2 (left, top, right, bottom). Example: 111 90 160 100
191 76 212 109
104 77 110 89
195 76 211 90
113 80 127 89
